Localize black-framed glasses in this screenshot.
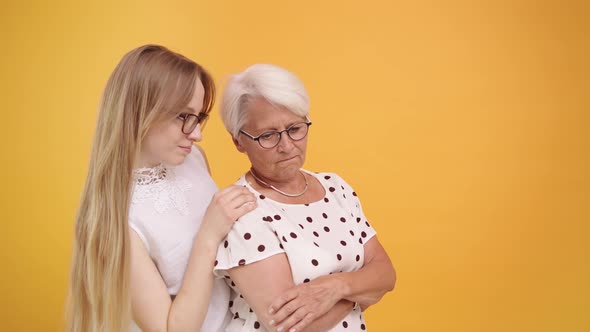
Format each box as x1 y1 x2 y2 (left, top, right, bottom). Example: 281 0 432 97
239 121 312 149
179 112 209 134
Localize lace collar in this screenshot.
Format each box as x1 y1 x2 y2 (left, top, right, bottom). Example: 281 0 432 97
133 163 168 185
131 164 192 215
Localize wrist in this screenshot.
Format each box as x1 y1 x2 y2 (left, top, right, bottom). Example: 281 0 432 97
330 272 352 301
193 231 221 253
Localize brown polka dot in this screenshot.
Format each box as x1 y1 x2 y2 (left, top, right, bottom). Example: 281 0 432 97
361 323 366 330
353 191 357 196
290 232 297 239
254 321 260 329
365 221 371 227
279 243 284 249
340 217 347 223
337 254 342 261
238 259 246 266
229 300 234 307
322 213 328 219
356 254 360 261
343 321 349 328
214 260 218 266
314 242 319 247
299 224 304 229
356 217 361 223
244 233 251 240
350 230 355 236
359 238 364 244
323 226 330 232
259 194 266 199
324 175 331 179
306 216 313 223
234 312 239 319
263 216 273 222
311 259 319 266
313 231 319 237
258 245 266 252
303 278 310 283
324 197 329 202
224 240 228 248
304 203 310 206
340 240 347 246
329 187 336 192
274 215 281 220
341 185 345 190
282 236 287 242
361 231 367 238
231 281 236 287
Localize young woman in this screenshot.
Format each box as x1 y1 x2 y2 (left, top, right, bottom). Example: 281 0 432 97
66 44 257 332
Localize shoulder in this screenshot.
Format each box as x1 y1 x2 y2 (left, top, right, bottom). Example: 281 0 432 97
305 170 351 188
193 145 211 173
181 145 210 174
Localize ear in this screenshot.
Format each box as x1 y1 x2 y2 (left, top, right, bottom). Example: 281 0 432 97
232 134 246 153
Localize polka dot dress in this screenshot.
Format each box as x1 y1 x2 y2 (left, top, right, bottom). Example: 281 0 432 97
215 170 376 331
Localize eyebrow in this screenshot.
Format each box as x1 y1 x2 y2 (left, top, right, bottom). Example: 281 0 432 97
184 106 203 115
253 119 307 133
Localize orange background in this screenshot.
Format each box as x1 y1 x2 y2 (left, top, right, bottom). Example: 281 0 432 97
1 0 588 331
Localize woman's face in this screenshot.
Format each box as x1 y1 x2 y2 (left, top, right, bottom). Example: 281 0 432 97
139 79 205 167
235 97 309 181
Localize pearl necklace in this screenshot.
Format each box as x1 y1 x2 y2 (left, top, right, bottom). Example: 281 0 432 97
249 168 308 197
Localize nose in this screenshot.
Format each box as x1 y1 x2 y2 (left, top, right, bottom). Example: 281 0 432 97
187 123 203 142
276 131 295 152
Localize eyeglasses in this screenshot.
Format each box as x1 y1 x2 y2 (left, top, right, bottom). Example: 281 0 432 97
178 112 209 134
239 121 312 149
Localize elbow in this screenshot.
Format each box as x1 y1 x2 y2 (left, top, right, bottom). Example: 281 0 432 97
387 265 397 292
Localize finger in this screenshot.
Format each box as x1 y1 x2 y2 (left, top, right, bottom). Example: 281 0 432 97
282 312 315 332
274 307 313 332
214 186 253 207
227 191 257 210
269 288 299 315
230 200 257 220
270 297 301 326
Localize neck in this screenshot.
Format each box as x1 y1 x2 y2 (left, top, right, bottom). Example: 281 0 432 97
249 168 308 197
136 153 160 169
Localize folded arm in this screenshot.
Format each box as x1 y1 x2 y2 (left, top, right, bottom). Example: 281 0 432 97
268 236 396 330
228 253 354 332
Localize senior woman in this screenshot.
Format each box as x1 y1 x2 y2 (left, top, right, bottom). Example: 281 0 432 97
214 64 396 332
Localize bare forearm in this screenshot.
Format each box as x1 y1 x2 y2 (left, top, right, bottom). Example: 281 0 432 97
339 256 396 307
167 234 218 331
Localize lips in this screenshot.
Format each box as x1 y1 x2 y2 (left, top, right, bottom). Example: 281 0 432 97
278 155 297 163
179 145 192 153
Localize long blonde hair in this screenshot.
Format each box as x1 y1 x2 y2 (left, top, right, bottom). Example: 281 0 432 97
66 44 215 332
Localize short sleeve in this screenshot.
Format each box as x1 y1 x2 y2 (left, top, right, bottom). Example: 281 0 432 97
331 173 377 243
129 217 151 253
214 208 285 278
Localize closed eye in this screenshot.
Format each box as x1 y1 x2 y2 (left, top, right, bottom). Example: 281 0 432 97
259 132 277 140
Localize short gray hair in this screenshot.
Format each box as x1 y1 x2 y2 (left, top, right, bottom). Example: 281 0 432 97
220 64 310 138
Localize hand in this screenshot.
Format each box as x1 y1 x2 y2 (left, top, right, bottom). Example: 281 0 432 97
268 275 344 332
198 185 257 244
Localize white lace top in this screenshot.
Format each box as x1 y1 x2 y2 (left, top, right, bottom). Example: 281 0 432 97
129 147 231 332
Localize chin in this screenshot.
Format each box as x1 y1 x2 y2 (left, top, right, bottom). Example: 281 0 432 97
166 155 187 166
